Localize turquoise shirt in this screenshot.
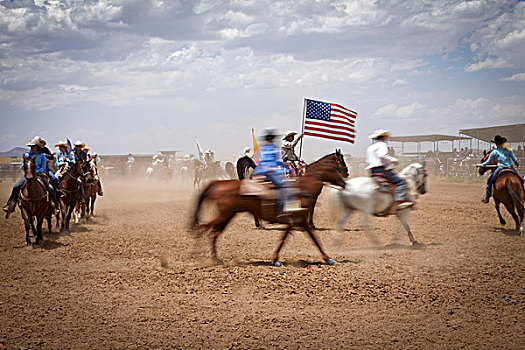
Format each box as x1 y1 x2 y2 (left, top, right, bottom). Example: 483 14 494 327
481 147 519 168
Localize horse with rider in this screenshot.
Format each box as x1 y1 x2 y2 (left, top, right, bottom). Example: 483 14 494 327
478 135 524 234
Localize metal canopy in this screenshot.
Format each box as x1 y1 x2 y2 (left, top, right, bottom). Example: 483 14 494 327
388 134 471 143
459 123 525 143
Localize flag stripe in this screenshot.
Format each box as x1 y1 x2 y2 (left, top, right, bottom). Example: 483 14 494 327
331 103 357 116
305 120 355 134
304 131 355 143
304 124 355 138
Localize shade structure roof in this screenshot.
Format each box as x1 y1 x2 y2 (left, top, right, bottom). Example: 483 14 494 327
459 123 525 143
387 134 471 143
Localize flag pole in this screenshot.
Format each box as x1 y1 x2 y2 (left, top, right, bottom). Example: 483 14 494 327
299 98 306 160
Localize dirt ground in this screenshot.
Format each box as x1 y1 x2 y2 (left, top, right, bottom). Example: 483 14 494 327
0 179 524 349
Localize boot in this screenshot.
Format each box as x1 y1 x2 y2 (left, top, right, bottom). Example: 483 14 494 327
481 196 489 203
397 201 415 210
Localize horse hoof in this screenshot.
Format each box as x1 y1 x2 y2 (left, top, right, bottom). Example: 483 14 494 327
412 241 423 247
325 257 336 265
500 220 506 225
26 244 33 250
273 259 283 267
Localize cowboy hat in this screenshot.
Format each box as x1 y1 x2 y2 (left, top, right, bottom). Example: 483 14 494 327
34 136 46 147
263 128 279 141
84 147 90 153
74 140 85 147
368 129 390 139
283 131 297 140
491 135 507 144
26 138 41 147
54 140 69 148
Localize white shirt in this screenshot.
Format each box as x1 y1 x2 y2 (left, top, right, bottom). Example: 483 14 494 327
282 135 302 161
366 141 397 169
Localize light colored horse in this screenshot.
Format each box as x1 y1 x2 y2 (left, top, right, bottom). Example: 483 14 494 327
331 163 428 246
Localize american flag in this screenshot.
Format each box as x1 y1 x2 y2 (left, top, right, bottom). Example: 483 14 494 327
303 99 357 143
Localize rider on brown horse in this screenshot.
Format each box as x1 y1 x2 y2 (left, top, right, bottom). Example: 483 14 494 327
253 129 289 214
282 130 304 176
481 135 523 203
3 138 59 218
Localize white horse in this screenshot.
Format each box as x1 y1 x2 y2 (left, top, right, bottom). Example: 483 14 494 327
331 163 428 246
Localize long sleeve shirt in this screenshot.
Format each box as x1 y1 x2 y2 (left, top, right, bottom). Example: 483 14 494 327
282 135 302 161
56 150 76 167
366 141 398 169
24 150 47 174
253 143 287 176
481 147 519 168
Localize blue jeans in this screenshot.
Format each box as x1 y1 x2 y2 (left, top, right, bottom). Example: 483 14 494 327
370 167 408 202
265 172 287 210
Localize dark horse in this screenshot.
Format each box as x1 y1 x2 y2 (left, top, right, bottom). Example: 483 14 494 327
75 159 93 223
303 149 348 227
19 156 53 246
479 150 524 234
191 152 347 266
58 161 82 231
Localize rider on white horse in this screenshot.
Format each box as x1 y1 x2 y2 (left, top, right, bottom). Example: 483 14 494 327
366 130 414 210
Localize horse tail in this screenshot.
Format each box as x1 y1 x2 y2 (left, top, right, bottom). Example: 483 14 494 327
506 178 524 221
191 181 214 231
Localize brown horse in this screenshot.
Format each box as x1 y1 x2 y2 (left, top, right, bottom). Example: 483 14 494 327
191 152 347 266
75 160 93 223
87 158 102 217
303 149 348 227
479 150 524 234
19 156 52 246
57 162 82 231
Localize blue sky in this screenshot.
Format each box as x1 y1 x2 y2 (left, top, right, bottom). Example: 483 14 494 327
0 0 524 159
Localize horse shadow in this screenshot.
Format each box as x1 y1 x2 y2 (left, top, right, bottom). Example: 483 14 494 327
493 227 522 236
237 258 361 268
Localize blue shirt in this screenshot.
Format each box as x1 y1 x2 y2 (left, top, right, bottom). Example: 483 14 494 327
56 150 76 167
253 143 287 176
482 147 519 168
24 150 47 174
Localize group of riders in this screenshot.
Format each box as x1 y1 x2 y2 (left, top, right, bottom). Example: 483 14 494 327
240 129 524 215
3 137 103 218
4 130 521 220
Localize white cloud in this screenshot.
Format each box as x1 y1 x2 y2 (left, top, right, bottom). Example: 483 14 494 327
499 72 525 82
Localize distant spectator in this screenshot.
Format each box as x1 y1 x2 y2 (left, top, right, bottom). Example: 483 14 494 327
127 153 135 174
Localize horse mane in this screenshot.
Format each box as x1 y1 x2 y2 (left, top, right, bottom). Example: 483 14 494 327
307 152 336 167
399 163 423 178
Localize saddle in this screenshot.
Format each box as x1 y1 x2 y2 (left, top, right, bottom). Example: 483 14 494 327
495 168 524 184
240 176 278 199
371 173 396 194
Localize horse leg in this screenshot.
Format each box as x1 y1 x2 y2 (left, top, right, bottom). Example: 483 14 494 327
303 224 335 265
65 204 75 231
208 212 236 265
502 200 520 231
397 210 419 245
334 210 352 249
495 200 506 225
21 211 31 246
308 197 319 229
47 212 52 233
35 217 44 246
271 225 292 266
90 195 96 217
